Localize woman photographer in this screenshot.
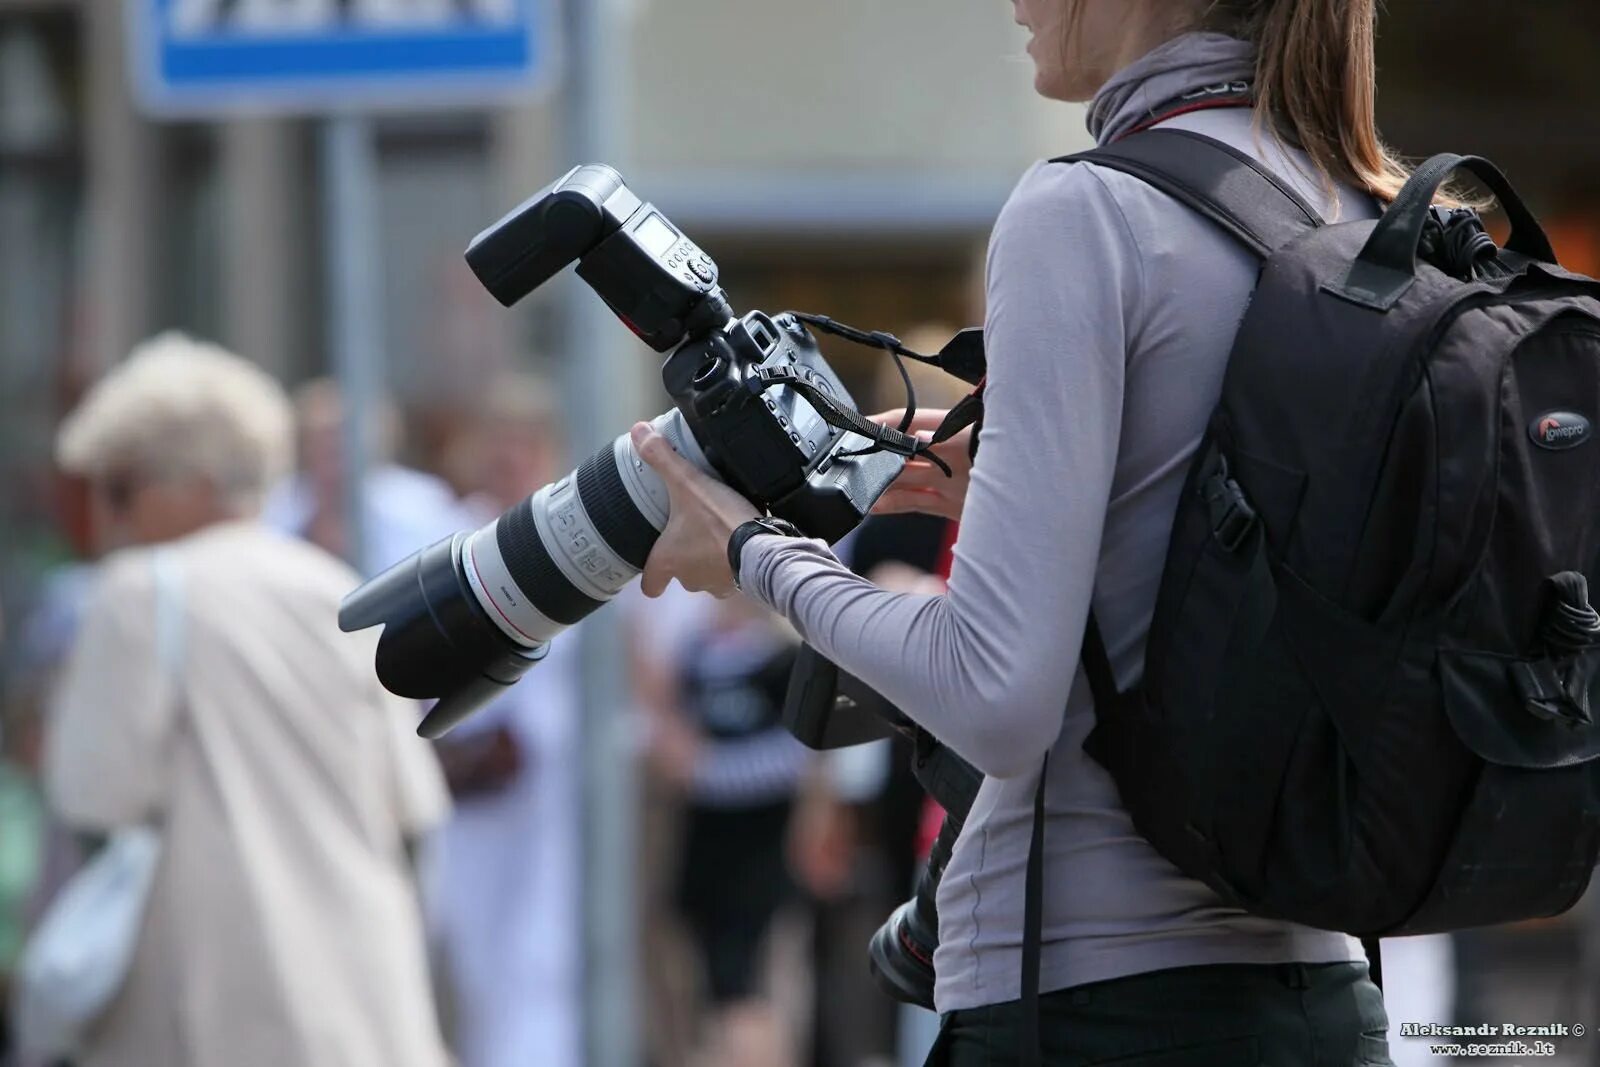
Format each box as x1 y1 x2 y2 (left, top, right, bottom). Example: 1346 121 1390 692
633 1 1395 1063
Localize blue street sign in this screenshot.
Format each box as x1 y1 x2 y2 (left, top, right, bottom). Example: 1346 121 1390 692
129 0 555 117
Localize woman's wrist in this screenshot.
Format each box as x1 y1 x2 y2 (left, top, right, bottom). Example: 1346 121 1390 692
727 517 805 591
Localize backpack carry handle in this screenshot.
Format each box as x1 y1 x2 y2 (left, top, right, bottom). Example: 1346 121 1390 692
1334 155 1558 311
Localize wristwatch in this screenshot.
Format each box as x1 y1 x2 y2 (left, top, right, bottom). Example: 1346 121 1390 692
728 517 805 591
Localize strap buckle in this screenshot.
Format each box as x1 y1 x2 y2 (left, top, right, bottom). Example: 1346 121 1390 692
1514 659 1595 728
1201 454 1259 553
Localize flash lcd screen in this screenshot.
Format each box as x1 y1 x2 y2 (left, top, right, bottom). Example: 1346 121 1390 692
635 212 679 257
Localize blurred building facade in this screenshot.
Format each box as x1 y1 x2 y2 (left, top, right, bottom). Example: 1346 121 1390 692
5 1 1599 844
6 1 1593 550
0 0 1076 596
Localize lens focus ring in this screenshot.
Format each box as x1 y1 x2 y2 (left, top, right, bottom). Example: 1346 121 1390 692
576 451 659 570
496 499 606 626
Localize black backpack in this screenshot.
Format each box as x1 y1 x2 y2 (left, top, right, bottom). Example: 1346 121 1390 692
1046 129 1600 961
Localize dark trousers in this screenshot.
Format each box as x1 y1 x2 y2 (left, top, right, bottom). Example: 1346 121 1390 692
925 961 1392 1066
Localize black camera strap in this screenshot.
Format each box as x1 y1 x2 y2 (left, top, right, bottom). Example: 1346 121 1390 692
1021 752 1048 1067
937 388 987 464
789 314 987 386
747 366 955 476
777 313 991 474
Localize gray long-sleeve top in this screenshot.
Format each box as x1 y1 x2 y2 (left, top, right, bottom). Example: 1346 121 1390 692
741 33 1371 1012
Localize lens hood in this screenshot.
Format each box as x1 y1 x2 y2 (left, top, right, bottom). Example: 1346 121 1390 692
338 533 547 738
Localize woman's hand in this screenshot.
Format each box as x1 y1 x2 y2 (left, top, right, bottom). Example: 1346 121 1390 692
869 409 973 522
630 421 761 599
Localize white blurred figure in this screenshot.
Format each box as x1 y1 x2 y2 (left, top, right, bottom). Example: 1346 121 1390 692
423 375 585 1067
263 377 469 579
44 333 452 1067
1379 935 1456 1067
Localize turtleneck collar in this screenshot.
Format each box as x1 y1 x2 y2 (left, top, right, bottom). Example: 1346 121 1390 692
1086 32 1257 146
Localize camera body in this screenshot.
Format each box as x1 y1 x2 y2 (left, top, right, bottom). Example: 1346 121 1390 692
340 162 976 1005
339 164 905 738
468 163 901 544
662 311 903 540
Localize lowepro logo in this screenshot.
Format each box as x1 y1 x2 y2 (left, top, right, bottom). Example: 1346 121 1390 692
1529 411 1593 451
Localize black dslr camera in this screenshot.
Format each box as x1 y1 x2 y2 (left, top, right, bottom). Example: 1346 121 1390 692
338 164 908 738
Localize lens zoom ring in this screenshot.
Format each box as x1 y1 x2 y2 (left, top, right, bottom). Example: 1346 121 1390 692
576 451 659 570
497 501 605 626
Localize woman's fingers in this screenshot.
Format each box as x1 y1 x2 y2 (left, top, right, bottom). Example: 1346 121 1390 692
628 421 759 600
872 487 953 519
873 422 971 520
631 422 696 487
874 484 944 505
893 461 960 492
631 428 697 595
870 410 972 456
869 408 954 434
870 494 922 516
640 545 673 598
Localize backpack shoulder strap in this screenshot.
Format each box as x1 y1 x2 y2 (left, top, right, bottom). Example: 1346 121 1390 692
1054 128 1325 260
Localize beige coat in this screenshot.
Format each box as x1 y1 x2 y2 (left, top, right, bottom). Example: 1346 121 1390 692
45 522 451 1067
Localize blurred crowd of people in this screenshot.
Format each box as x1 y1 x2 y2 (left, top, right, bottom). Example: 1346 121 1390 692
0 329 987 1067
0 330 1593 1067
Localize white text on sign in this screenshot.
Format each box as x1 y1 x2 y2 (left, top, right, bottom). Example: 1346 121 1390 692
168 0 518 37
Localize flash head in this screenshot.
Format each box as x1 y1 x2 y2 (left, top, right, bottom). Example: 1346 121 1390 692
465 163 728 352
466 164 635 306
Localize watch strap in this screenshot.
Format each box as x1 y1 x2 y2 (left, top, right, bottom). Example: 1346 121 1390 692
728 517 804 590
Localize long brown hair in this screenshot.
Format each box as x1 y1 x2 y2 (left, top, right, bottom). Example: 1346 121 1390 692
1204 0 1410 202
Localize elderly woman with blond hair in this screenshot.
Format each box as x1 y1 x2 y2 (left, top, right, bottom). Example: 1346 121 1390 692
44 333 453 1067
